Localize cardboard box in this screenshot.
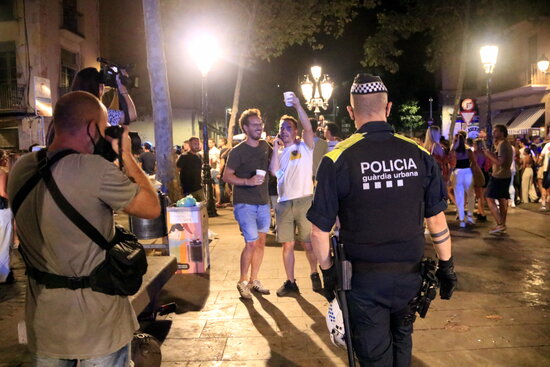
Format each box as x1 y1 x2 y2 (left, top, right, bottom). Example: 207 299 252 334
166 204 209 273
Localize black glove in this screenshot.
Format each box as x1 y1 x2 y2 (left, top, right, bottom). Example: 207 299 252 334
320 264 337 302
435 257 457 300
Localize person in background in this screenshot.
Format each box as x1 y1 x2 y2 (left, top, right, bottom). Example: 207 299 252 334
0 150 14 284
209 139 221 206
70 67 137 126
472 139 490 222
138 142 156 175
324 122 340 152
450 133 476 228
176 137 204 202
310 118 328 181
217 137 230 207
520 146 539 204
483 125 514 234
424 126 450 197
539 133 550 210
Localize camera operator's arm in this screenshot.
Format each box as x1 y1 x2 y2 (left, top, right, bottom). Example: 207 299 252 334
116 72 137 123
112 127 159 219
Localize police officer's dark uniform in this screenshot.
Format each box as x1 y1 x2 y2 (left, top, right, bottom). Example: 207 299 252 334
307 74 454 366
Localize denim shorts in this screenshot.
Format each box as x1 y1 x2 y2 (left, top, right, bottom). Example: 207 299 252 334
233 203 271 242
33 344 130 366
211 169 220 184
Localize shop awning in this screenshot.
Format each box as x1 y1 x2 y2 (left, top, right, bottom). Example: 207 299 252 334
507 106 545 135
492 109 519 126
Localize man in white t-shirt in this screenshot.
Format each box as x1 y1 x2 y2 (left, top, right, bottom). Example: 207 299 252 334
270 92 322 296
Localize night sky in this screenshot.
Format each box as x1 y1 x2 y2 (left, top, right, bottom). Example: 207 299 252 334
202 6 438 135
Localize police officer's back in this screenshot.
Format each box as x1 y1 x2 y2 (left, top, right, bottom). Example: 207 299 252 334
308 74 457 367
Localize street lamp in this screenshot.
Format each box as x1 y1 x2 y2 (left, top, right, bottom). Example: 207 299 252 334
300 65 334 119
188 32 220 217
480 44 499 144
537 54 549 74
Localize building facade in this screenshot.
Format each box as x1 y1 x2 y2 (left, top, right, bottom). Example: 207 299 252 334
440 17 550 139
0 0 100 150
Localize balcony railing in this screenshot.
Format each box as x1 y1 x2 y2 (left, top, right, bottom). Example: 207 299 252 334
528 63 550 85
0 84 25 111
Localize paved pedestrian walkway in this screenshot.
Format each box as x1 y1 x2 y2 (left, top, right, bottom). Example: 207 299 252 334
1 205 549 366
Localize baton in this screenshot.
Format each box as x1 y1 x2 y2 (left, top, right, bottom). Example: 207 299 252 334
331 236 355 367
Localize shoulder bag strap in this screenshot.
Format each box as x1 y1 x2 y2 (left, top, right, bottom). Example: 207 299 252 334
11 149 78 216
38 158 112 251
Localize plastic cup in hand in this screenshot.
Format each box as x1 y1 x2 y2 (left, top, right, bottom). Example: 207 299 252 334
256 169 266 177
283 91 295 107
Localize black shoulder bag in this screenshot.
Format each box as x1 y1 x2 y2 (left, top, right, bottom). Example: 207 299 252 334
14 149 147 296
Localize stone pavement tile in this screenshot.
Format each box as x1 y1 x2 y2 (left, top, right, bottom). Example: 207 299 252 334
415 306 550 330
161 337 226 362
414 324 550 352
187 361 266 367
176 303 237 320
275 316 310 334
412 346 550 367
201 318 279 338
164 317 207 338
161 363 189 367
428 292 527 311
303 330 348 362
222 336 279 361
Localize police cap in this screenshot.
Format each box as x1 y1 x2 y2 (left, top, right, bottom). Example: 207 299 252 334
350 73 388 95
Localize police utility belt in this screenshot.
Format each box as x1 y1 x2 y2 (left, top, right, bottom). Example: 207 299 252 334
11 149 147 296
333 237 438 320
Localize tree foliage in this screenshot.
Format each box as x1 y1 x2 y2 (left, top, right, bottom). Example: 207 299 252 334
360 0 550 73
169 0 359 61
398 100 424 133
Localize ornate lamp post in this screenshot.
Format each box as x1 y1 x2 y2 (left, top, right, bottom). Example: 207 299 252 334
480 44 499 144
189 32 219 217
300 65 334 120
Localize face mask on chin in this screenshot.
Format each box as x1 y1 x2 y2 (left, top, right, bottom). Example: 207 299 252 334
88 123 118 162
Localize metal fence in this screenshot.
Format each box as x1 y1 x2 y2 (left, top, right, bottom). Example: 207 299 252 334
0 84 25 111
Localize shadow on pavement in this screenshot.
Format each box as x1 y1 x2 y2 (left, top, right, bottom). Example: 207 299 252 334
243 293 342 366
158 271 210 314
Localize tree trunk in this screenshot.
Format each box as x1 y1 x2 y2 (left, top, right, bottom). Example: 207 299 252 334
448 0 470 138
142 0 178 199
227 1 257 146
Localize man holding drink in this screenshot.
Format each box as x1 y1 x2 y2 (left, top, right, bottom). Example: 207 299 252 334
223 109 273 299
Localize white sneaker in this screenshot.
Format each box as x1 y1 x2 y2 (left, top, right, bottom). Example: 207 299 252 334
466 215 475 225
459 221 466 228
250 279 270 295
237 281 252 299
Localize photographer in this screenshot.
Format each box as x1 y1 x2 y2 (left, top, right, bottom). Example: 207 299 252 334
7 91 159 365
71 66 137 126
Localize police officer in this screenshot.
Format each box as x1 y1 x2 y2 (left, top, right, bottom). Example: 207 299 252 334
307 74 457 367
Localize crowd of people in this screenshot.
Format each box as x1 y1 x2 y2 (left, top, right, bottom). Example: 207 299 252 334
0 63 547 366
422 125 550 233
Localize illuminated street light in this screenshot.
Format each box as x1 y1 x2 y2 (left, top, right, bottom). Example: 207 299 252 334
537 54 549 74
300 65 334 118
188 32 220 217
480 44 498 144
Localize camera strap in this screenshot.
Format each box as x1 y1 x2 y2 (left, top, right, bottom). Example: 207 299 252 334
11 149 77 217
